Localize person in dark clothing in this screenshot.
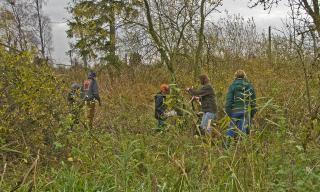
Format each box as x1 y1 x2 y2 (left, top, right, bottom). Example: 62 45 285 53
225 70 257 138
67 83 83 128
68 83 82 104
155 84 170 131
187 75 218 134
82 71 101 128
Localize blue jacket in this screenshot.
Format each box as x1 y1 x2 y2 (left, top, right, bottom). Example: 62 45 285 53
155 92 167 120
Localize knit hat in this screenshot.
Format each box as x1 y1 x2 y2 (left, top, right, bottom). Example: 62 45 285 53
71 83 81 90
88 71 96 78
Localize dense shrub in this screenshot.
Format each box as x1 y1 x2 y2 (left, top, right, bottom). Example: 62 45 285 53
0 48 68 157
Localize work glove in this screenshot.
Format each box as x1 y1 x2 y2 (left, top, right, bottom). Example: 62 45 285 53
165 110 177 117
251 109 257 118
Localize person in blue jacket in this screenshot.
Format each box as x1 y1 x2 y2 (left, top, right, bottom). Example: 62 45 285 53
154 84 170 131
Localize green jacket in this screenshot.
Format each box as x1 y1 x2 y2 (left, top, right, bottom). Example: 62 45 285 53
189 84 217 113
225 78 256 116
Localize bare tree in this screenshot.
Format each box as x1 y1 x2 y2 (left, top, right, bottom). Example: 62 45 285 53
140 0 221 81
249 0 320 36
34 0 45 58
204 13 263 61
0 0 52 59
250 0 319 149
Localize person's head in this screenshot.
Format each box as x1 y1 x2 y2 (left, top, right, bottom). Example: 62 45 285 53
199 74 209 85
88 71 96 79
160 84 170 94
71 83 81 91
234 70 247 79
71 83 81 93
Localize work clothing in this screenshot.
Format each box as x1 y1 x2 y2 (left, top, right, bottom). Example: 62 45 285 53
200 112 215 133
189 83 217 133
155 92 167 120
188 84 217 113
83 78 101 104
155 91 167 131
225 78 257 137
82 76 100 128
225 78 256 116
226 111 251 137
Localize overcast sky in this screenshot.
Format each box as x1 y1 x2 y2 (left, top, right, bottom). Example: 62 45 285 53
43 0 289 64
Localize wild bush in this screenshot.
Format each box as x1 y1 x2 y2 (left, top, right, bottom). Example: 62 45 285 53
0 48 68 159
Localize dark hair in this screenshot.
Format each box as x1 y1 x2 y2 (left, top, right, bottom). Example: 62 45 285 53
199 74 209 85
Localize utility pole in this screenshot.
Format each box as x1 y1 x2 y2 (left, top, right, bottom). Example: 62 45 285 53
109 1 116 63
268 26 272 64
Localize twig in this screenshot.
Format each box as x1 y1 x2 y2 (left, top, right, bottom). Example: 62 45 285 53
0 162 7 187
33 150 40 191
151 175 158 192
80 120 104 145
10 150 40 192
0 42 22 53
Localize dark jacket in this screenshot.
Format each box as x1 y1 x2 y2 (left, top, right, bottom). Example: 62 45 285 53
189 84 217 113
155 92 167 120
225 78 256 116
83 78 100 103
67 91 77 104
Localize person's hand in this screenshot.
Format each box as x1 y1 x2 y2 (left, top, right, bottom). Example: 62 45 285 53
186 87 192 92
165 110 177 117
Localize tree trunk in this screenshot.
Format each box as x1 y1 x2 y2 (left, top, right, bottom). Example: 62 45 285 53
109 2 116 63
143 0 176 82
35 0 45 58
194 0 206 81
10 3 27 51
268 26 272 64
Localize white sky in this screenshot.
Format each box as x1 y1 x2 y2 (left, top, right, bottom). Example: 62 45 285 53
43 0 289 64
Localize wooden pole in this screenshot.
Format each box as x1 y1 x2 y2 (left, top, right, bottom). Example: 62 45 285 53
268 26 272 64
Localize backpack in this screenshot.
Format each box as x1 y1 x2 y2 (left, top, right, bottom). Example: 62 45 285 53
83 79 93 100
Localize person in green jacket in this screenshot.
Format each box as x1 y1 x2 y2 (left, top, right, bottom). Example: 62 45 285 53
187 74 218 135
225 70 257 138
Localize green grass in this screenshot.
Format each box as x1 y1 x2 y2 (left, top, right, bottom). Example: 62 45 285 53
2 59 320 191
4 110 320 191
